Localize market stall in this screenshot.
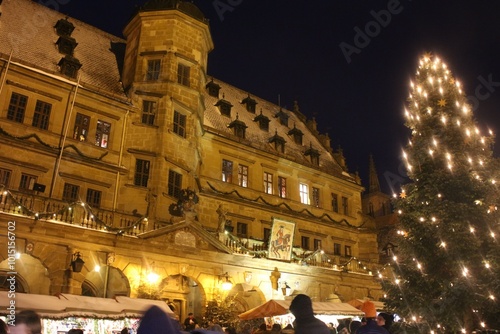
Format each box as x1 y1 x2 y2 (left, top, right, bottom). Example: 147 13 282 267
238 299 364 320
238 298 365 328
0 292 174 334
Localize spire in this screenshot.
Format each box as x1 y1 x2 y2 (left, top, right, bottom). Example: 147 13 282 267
368 154 381 193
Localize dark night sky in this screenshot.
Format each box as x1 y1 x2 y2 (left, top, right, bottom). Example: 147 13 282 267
44 0 500 194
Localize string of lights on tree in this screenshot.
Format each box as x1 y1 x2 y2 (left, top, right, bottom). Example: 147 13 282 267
379 53 500 333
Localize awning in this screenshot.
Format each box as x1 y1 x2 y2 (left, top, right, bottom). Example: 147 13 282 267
0 292 173 319
346 299 386 311
238 299 364 320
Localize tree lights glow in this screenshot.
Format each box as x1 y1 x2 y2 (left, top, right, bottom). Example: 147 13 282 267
380 53 500 333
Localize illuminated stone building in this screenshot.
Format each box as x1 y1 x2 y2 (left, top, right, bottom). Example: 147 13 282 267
0 0 384 320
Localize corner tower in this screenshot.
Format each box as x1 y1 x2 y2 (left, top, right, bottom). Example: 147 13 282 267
119 0 213 222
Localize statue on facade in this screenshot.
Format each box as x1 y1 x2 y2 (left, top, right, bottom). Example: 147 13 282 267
270 267 281 291
216 204 228 234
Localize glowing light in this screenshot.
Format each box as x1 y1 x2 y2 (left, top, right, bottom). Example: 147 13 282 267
429 149 434 156
470 227 475 233
431 217 436 222
15 252 21 259
395 279 400 285
481 322 486 328
419 217 425 222
440 241 446 248
397 210 402 214
147 272 160 284
462 267 469 277
485 262 490 269
393 256 398 262
489 294 495 300
466 129 471 137
491 232 496 238
463 106 469 114
433 138 438 146
441 116 447 124
94 265 101 272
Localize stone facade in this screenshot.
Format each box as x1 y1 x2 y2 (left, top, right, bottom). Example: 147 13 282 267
0 0 384 321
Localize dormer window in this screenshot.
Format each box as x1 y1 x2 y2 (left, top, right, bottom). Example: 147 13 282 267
241 94 257 113
305 144 320 166
54 18 75 37
58 55 81 79
206 79 221 98
253 109 270 131
288 124 304 145
215 94 233 117
56 36 77 55
275 108 289 127
228 114 247 139
269 130 286 153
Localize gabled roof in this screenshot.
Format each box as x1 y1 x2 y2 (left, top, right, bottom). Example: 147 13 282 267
203 79 353 181
138 219 234 253
0 0 128 100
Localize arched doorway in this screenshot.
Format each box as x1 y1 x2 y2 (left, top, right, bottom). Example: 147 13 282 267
82 265 130 298
158 274 205 324
0 254 50 294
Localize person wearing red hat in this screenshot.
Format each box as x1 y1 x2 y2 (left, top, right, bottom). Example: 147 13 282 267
356 301 389 334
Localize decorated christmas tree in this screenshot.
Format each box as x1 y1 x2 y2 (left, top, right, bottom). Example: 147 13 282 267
381 53 500 333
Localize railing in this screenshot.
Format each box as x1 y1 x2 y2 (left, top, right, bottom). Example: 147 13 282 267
0 189 148 236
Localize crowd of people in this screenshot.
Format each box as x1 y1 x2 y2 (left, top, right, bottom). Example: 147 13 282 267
0 295 393 334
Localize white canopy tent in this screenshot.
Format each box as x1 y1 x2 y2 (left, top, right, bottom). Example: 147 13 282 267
0 292 174 319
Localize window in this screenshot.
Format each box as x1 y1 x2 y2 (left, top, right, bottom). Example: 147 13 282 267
32 100 52 130
142 100 156 125
134 159 150 187
369 202 374 217
168 170 183 199
0 168 12 187
62 183 79 202
58 55 81 78
332 193 339 213
86 188 102 208
264 172 273 194
73 113 90 141
222 160 233 183
238 165 248 187
7 93 28 123
177 63 190 87
206 80 220 97
19 173 37 191
342 196 349 215
301 236 310 250
299 183 309 204
312 187 320 208
264 228 271 244
233 123 246 139
345 245 352 257
237 222 248 237
147 59 161 81
173 110 186 138
314 239 321 250
95 120 111 148
334 243 341 255
278 176 287 198
311 155 319 166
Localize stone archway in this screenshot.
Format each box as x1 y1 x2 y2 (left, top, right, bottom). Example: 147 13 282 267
158 274 205 324
227 283 265 313
0 254 50 294
82 265 130 298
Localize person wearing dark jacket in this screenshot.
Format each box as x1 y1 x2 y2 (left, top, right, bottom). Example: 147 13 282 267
289 294 330 334
138 305 181 334
376 313 394 333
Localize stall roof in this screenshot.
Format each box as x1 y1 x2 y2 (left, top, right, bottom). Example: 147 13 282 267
0 292 174 319
238 299 364 320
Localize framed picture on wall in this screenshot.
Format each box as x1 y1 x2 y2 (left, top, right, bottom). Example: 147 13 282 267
268 217 296 261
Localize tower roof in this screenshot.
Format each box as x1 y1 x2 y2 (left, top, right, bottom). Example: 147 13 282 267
368 155 381 193
140 0 207 23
